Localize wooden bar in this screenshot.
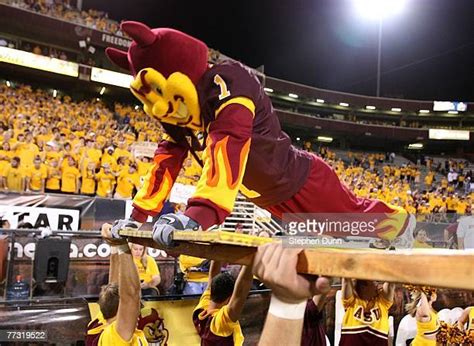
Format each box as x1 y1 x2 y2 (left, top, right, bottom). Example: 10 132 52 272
120 229 474 290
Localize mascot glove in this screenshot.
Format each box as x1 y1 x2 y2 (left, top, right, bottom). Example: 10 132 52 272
152 213 201 247
111 218 143 240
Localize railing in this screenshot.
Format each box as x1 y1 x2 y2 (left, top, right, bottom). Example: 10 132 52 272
221 194 283 235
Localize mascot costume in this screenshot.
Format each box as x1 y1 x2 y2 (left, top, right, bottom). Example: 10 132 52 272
107 21 411 246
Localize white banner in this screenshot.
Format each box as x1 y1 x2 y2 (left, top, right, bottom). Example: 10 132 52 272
429 129 470 141
100 33 132 48
132 141 158 158
0 205 80 230
90 67 133 88
0 47 79 77
169 183 196 204
124 200 153 222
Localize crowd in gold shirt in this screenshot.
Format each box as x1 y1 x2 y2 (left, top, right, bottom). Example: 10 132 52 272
0 84 201 197
1 84 471 214
318 150 473 220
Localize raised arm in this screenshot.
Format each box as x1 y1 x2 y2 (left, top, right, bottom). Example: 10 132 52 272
207 260 223 287
457 307 472 330
115 243 141 341
341 278 354 300
227 265 253 322
254 243 331 346
108 251 119 284
101 224 140 341
415 292 432 322
312 293 328 312
381 282 396 302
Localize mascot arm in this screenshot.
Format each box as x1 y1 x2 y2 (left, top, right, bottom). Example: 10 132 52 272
131 138 188 222
185 101 254 229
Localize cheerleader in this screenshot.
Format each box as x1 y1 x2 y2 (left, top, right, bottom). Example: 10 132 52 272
405 287 439 346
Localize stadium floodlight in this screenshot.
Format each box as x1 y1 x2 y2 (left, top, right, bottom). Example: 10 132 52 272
264 87 274 93
391 107 402 112
317 136 333 143
353 0 406 20
316 99 325 103
419 109 430 114
6 80 11 87
289 93 298 99
99 87 106 95
366 105 376 110
296 137 301 141
339 102 349 107
353 0 407 97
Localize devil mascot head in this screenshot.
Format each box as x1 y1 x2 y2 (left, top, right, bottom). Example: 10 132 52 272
106 21 208 132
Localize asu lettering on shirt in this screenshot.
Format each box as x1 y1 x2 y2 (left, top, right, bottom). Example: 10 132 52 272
340 294 392 346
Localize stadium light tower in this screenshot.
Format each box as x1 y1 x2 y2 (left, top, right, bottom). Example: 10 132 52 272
353 0 407 97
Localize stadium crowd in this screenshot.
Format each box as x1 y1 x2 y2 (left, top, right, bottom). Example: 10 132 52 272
0 83 472 218
0 83 201 198
316 148 473 219
7 0 124 35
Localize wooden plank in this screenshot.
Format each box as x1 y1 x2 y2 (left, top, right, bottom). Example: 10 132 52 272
120 229 474 290
122 229 257 264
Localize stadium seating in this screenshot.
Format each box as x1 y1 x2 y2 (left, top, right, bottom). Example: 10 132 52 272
0 82 471 217
6 0 123 35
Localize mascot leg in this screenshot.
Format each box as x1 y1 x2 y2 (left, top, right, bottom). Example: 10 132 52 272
266 155 411 241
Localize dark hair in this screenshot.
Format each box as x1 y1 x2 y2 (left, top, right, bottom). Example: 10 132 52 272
210 272 235 304
98 283 119 320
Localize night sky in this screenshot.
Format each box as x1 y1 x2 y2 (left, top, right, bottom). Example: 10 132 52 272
84 0 474 101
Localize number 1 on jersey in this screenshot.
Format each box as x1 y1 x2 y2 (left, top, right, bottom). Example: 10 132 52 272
214 74 231 100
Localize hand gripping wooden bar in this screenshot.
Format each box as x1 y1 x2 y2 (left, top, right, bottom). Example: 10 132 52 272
120 229 474 290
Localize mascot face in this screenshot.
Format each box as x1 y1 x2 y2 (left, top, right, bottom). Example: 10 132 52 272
106 21 208 131
129 68 202 130
137 307 169 344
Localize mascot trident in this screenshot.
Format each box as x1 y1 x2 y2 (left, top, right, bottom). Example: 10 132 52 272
107 21 411 247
